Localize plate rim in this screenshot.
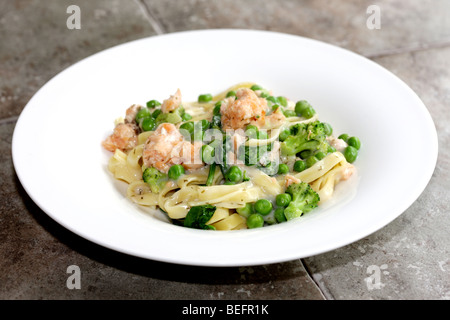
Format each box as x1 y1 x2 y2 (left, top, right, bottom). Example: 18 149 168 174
11 29 439 267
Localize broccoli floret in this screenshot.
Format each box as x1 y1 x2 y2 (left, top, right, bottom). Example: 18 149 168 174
280 121 329 158
283 182 320 221
142 167 168 193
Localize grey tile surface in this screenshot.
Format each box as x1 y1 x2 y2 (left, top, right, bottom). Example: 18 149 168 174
0 0 323 300
1 0 449 300
143 0 450 56
0 0 156 119
304 47 450 300
0 119 322 299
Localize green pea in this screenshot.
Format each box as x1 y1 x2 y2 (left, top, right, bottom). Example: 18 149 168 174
146 100 161 109
279 128 290 141
299 150 312 159
306 156 319 168
323 123 333 136
180 121 195 135
192 130 204 141
277 96 288 107
254 199 273 215
257 130 268 140
282 110 296 118
246 124 259 132
140 117 156 132
168 164 185 180
295 100 310 116
302 106 316 119
250 84 263 91
264 214 277 225
344 146 358 163
328 145 336 153
338 134 349 142
267 96 279 104
208 138 222 150
276 193 292 207
226 165 243 183
347 136 361 150
151 109 162 119
201 144 215 164
274 207 287 223
315 151 326 160
245 125 258 139
277 163 289 175
214 100 222 112
247 213 265 229
236 203 254 218
191 120 209 141
294 160 306 172
226 90 237 98
181 113 192 121
198 119 210 131
135 108 151 123
198 93 213 103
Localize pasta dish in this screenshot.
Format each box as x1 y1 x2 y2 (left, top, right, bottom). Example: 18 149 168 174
102 83 360 230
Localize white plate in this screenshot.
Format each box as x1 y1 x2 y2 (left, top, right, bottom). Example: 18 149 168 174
12 30 438 267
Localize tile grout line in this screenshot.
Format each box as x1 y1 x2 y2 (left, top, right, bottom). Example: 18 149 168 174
134 0 165 35
299 259 334 300
0 115 19 125
364 39 450 59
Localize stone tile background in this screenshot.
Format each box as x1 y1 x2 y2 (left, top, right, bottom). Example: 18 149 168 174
1 0 448 299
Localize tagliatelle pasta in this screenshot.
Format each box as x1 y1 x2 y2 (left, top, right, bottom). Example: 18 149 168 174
102 83 360 230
